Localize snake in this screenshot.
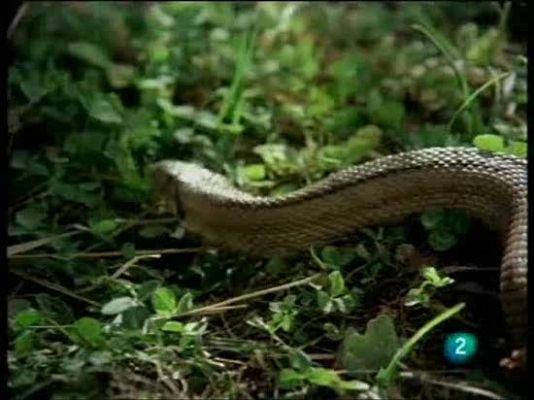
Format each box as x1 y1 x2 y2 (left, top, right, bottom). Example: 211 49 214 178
152 146 527 361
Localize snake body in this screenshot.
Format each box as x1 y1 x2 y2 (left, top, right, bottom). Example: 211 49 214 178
153 147 527 347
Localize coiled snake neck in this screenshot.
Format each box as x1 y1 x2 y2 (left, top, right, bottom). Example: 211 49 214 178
152 146 527 349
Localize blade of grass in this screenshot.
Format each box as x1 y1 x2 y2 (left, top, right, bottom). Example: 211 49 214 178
447 72 510 132
216 28 257 164
496 2 512 41
376 302 465 388
218 28 258 127
7 3 29 40
411 24 469 99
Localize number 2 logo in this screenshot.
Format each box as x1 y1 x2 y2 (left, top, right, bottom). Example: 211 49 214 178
445 332 477 364
455 337 467 355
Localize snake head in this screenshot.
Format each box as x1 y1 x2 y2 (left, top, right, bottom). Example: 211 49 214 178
151 160 187 218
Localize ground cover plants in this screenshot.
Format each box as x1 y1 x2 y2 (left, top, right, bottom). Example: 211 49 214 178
8 2 527 399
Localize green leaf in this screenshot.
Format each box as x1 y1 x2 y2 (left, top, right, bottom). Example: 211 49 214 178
279 367 369 392
367 90 405 130
10 369 37 388
420 210 445 230
328 54 364 102
176 292 194 314
444 210 470 235
339 314 400 371
317 291 333 314
378 100 405 130
79 182 100 191
183 320 208 336
19 77 48 102
161 321 185 333
280 314 293 332
13 309 42 331
15 206 46 230
355 125 382 145
137 280 161 302
346 138 377 163
121 306 150 330
428 230 457 251
422 267 442 285
121 242 137 259
327 108 365 135
269 295 298 333
404 287 430 307
139 225 169 239
466 28 502 66
328 271 346 297
421 210 469 247
271 182 300 197
306 368 342 387
333 294 357 314
473 134 505 153
27 159 49 176
253 144 299 175
318 145 348 168
321 246 357 268
279 369 305 388
86 96 123 124
64 132 107 159
89 219 120 236
505 141 527 158
265 256 289 275
14 331 35 356
336 379 371 391
421 267 454 288
49 181 101 207
241 164 266 181
289 348 313 371
152 287 178 316
308 87 335 117
307 367 369 391
101 297 137 315
67 42 112 69
342 125 383 164
407 124 463 149
73 317 104 347
107 64 136 88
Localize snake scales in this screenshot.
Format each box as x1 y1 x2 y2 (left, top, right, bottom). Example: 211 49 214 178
152 146 527 350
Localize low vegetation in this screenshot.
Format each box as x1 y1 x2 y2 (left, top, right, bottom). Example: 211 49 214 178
8 3 526 399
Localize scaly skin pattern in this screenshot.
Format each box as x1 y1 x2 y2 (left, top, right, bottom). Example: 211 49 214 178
152 147 527 356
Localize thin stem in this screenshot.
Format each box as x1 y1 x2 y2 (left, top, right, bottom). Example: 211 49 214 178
9 247 201 261
411 24 469 99
171 273 321 318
